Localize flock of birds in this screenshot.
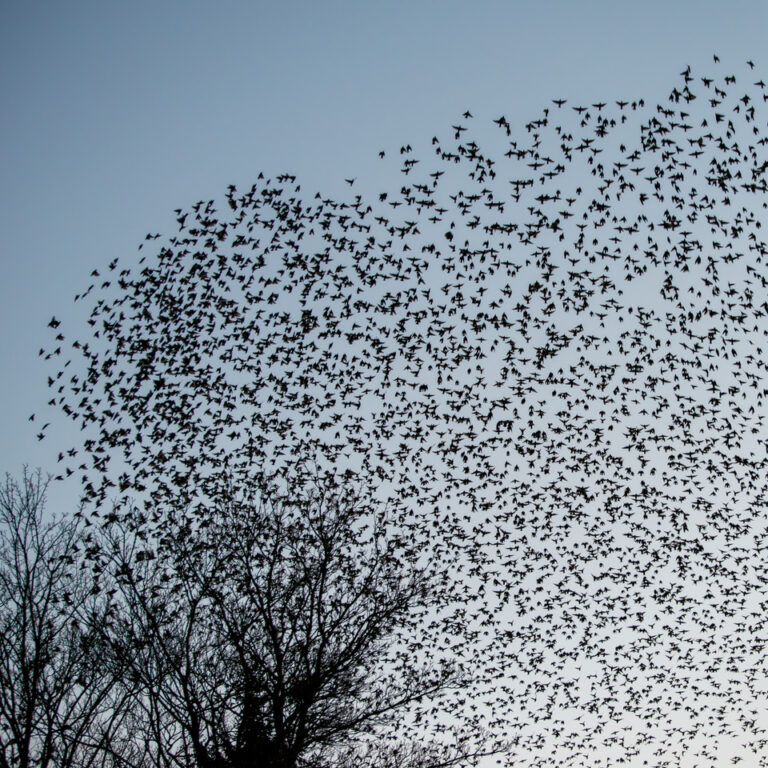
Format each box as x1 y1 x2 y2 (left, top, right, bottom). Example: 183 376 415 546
40 57 768 765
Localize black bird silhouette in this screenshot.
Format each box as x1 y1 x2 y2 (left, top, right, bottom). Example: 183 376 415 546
41 55 768 767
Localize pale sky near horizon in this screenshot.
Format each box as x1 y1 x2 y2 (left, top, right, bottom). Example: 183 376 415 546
3 2 768 765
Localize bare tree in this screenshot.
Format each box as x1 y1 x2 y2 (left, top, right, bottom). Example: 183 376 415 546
95 471 498 768
0 470 131 768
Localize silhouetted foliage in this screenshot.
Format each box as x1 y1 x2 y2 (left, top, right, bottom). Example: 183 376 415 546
0 471 130 768
90 471 497 768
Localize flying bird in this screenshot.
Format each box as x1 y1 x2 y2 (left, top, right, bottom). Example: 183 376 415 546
41 55 768 767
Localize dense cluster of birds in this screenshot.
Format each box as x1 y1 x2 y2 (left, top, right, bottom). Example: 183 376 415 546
40 57 768 765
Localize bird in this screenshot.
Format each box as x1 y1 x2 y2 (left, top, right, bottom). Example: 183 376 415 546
40 55 768 767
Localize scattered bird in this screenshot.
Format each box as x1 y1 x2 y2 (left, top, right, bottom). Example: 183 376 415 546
40 56 768 766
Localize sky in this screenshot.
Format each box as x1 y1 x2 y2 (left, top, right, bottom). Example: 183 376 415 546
3 2 768 765
1 0 764 498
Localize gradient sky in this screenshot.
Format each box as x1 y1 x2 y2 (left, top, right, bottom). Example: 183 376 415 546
3 2 768 765
2 0 766 500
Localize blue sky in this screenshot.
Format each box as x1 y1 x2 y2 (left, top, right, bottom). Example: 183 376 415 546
3 2 768 765
3 0 766 490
